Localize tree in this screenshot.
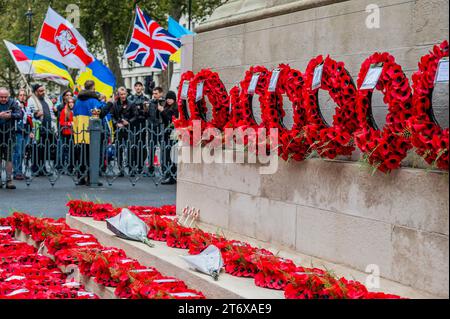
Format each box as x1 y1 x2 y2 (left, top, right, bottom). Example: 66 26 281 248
1 0 227 91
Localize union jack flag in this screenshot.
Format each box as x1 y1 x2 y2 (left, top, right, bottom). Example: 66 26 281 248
124 6 181 70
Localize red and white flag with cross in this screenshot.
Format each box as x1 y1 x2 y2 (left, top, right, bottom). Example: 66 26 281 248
36 7 94 70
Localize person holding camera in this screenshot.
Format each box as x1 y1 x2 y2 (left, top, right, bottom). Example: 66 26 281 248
147 86 165 176
128 82 150 174
0 87 21 189
158 90 178 185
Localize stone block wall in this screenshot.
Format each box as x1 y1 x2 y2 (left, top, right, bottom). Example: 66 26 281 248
177 152 449 297
177 0 450 298
192 0 449 130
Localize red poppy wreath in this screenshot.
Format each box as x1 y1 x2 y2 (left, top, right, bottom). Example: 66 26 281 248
407 40 449 170
303 55 359 159
354 52 413 173
174 71 195 145
263 64 310 161
233 66 273 154
225 85 241 128
188 69 230 131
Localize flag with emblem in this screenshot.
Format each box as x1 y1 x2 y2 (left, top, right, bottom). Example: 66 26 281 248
36 7 94 71
124 6 181 70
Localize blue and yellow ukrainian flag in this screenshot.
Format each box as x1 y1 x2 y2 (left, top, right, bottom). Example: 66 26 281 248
76 59 116 99
3 39 74 88
167 17 194 64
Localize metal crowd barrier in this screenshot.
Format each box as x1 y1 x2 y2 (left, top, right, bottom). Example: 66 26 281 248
0 119 178 187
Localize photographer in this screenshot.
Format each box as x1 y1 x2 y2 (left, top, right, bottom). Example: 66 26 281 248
0 87 21 190
158 91 178 185
147 86 165 175
128 82 150 174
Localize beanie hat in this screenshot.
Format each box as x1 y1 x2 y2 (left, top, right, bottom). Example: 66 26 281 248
32 84 43 93
165 90 177 101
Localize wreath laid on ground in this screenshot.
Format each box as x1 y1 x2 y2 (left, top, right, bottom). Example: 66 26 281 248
303 56 359 159
354 52 414 173
263 64 310 161
407 40 449 170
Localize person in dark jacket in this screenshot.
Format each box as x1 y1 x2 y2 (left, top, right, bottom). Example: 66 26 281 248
13 88 34 181
127 82 150 174
146 86 165 176
0 87 21 189
157 90 178 185
127 81 150 127
109 87 138 175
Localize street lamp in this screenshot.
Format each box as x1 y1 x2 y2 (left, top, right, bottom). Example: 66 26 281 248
25 7 34 46
25 7 34 84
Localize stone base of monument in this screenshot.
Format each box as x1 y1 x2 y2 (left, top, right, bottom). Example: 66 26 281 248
65 215 439 299
176 150 449 298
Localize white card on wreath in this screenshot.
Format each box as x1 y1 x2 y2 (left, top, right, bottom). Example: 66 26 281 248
311 63 324 90
181 81 190 100
248 73 261 95
435 57 449 84
195 81 205 102
268 69 281 92
360 63 384 90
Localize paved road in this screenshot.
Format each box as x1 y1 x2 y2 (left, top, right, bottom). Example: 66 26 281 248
0 176 176 219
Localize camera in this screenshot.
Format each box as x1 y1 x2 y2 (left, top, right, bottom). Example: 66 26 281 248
158 98 165 106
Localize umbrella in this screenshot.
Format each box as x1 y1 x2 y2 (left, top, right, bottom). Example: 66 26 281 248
181 245 224 280
106 208 154 247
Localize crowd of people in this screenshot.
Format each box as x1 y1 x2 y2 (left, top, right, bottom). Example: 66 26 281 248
0 80 179 190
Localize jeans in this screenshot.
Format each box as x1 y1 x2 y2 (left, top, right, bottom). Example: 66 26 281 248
13 133 29 177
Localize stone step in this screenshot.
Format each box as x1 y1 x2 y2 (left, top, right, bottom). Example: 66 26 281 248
66 215 284 299
196 221 441 299
66 215 441 299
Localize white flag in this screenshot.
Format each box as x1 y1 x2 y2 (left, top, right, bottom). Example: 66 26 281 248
36 7 94 70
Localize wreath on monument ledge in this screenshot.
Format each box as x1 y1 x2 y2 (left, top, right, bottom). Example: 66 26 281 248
233 65 273 155
263 64 310 162
354 52 413 173
407 40 449 171
188 69 230 131
303 56 359 159
174 71 195 145
223 85 243 148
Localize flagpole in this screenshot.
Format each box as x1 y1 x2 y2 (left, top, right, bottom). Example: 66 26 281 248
167 61 171 90
26 5 47 79
25 6 34 83
121 3 139 57
19 72 33 96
